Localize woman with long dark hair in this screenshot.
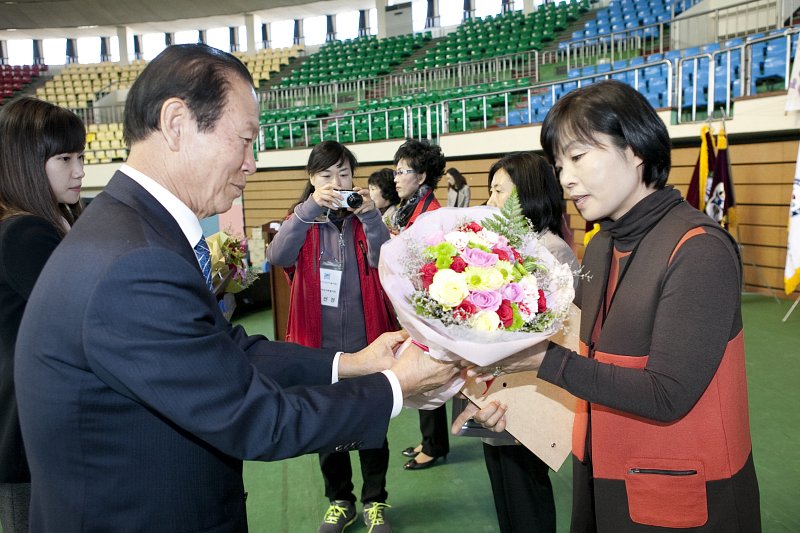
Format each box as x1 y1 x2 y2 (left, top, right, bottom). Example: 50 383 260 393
0 97 85 533
445 167 470 207
482 151 579 533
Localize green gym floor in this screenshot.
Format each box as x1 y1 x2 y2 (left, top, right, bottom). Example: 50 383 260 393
235 293 800 532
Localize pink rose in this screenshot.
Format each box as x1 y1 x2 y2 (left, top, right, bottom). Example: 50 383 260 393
500 282 524 303
466 290 502 312
462 247 498 268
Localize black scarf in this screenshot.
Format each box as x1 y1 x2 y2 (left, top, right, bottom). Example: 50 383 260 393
393 184 432 230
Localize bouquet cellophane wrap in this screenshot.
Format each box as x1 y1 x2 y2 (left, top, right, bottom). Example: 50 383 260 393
461 303 580 471
379 206 575 410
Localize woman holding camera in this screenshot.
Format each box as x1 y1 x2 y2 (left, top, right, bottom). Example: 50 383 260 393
266 141 398 533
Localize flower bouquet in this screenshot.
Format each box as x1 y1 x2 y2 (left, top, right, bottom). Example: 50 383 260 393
207 231 260 320
378 193 575 409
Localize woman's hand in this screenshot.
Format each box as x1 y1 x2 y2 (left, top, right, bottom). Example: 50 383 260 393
450 400 509 434
311 183 345 210
351 186 375 216
463 340 548 383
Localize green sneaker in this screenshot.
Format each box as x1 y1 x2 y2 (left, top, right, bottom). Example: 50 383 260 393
363 502 392 533
317 500 357 533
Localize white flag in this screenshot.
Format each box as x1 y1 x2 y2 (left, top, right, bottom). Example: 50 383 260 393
786 38 800 113
785 143 800 294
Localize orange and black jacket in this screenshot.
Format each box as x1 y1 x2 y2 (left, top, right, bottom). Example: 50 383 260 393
539 187 761 532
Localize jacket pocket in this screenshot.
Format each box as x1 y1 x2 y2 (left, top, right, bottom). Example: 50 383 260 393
624 458 707 528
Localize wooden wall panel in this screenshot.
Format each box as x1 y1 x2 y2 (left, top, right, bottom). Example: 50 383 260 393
245 138 799 298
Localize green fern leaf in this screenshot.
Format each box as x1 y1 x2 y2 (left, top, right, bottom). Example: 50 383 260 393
481 190 531 248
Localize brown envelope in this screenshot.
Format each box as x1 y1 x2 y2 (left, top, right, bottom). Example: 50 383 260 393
461 304 580 471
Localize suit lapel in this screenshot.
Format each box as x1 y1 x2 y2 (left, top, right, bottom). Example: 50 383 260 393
102 171 200 270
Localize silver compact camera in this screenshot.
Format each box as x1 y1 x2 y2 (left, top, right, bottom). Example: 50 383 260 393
334 190 364 209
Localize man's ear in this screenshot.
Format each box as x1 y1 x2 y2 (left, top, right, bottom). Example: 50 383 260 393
160 97 189 152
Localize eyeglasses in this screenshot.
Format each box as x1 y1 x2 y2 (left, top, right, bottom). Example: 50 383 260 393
394 169 417 177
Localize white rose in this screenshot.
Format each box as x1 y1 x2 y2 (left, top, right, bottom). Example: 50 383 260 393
471 310 501 332
428 269 470 309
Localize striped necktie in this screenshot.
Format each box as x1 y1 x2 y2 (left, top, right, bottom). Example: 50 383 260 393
193 237 213 292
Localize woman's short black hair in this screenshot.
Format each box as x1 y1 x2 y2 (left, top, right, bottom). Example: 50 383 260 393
393 139 446 190
540 80 671 189
446 167 467 191
488 151 564 237
368 168 400 206
294 140 358 207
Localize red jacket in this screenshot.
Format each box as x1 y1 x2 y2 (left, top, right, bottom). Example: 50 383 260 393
285 219 398 348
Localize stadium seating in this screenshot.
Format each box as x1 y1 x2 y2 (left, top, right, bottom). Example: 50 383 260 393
0 64 43 106
279 34 428 88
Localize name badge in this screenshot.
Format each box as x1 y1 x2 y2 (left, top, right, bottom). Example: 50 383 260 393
320 260 343 307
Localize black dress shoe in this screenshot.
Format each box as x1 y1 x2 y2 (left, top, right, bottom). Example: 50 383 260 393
403 455 445 470
401 447 419 458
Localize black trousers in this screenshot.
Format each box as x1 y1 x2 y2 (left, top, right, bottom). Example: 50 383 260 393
319 438 389 504
419 403 449 457
482 443 556 533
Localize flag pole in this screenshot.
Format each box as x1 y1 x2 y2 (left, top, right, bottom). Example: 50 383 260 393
782 295 799 322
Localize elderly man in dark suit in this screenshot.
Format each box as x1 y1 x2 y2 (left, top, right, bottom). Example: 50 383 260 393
14 44 457 533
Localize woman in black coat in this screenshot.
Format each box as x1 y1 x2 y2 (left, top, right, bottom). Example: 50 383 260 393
0 97 85 533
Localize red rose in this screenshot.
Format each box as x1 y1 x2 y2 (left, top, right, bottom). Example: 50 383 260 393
453 299 478 321
463 221 483 233
492 247 510 261
420 262 438 289
497 299 514 328
512 249 522 262
537 289 547 313
450 256 467 273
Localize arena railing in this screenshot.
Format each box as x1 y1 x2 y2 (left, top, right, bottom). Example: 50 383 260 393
259 49 540 110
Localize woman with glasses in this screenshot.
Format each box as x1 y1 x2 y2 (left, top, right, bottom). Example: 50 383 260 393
390 139 451 471
389 139 445 235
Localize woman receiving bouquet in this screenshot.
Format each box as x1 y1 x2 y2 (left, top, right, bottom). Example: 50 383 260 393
460 80 760 531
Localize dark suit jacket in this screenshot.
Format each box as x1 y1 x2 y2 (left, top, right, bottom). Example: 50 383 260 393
15 172 393 532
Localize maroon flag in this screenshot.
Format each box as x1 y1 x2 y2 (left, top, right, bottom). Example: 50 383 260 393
705 128 736 232
686 125 716 211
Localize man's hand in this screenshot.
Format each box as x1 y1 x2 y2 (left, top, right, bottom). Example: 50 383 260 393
390 341 461 398
450 401 508 435
463 341 548 383
337 330 408 378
